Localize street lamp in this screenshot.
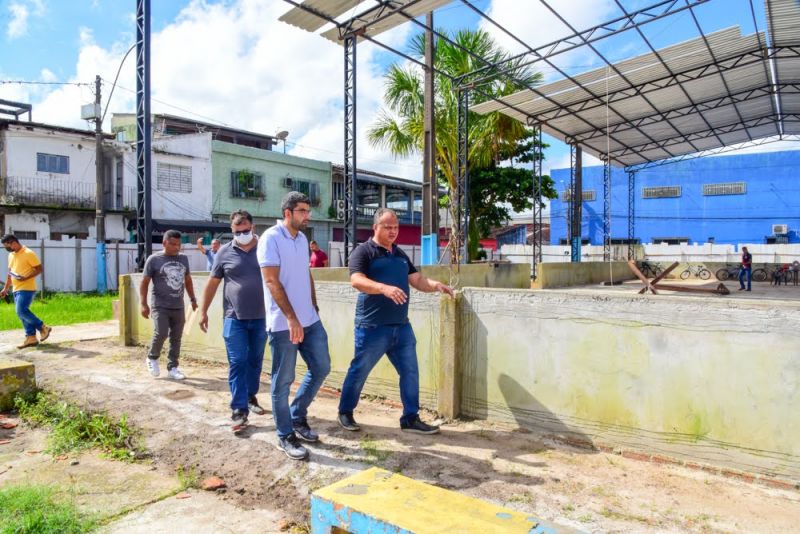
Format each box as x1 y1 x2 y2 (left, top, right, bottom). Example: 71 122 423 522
275 130 289 154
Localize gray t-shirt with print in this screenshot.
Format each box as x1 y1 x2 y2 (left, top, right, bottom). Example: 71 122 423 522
144 252 190 309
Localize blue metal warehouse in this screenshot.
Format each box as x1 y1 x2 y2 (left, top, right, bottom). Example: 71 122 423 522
550 149 800 246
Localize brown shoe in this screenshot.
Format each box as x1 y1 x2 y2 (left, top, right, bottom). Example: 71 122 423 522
17 335 39 349
39 324 52 342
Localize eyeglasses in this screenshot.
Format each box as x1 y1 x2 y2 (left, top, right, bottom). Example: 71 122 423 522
232 229 252 236
293 208 312 215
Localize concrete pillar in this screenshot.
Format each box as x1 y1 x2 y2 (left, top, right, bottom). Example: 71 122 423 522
0 358 35 410
437 293 461 419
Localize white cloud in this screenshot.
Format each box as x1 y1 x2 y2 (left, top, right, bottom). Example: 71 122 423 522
12 0 422 179
6 3 29 39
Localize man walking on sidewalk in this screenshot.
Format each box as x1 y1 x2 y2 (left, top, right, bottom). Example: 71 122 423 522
338 208 453 435
140 230 197 380
739 246 752 292
0 234 51 349
259 192 331 461
197 238 221 271
199 210 268 433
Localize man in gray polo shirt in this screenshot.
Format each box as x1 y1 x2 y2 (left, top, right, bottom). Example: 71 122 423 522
140 229 197 380
259 191 331 461
199 210 267 432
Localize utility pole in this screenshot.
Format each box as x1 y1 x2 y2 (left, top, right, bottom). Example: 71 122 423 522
94 75 107 293
421 11 438 265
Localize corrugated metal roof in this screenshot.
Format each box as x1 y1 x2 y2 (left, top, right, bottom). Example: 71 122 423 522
470 0 800 167
320 0 452 43
279 0 365 32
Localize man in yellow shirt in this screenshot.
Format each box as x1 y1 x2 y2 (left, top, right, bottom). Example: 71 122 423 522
0 234 51 348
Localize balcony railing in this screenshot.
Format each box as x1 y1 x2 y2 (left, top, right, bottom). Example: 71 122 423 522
2 176 136 211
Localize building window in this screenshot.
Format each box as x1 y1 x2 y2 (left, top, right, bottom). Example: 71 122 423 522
703 182 746 196
230 170 264 199
157 163 192 193
642 186 681 199
36 153 69 174
560 190 596 201
283 177 321 206
13 231 37 240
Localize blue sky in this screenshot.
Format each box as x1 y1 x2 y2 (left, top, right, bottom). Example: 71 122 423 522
0 0 780 184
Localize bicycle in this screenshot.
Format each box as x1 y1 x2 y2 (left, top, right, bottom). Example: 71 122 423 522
639 261 663 279
680 264 711 280
715 264 741 281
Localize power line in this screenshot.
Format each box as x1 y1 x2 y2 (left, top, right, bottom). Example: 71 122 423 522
0 80 92 87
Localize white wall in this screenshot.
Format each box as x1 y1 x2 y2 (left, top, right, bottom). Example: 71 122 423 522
4 212 50 240
2 123 97 184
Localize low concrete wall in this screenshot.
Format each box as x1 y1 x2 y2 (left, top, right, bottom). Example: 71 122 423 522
310 263 530 289
533 261 635 288
459 287 800 479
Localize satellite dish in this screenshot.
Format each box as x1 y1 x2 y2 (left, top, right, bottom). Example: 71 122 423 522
275 130 289 140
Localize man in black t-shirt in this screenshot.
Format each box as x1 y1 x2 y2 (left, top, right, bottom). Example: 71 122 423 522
739 246 752 291
338 208 454 435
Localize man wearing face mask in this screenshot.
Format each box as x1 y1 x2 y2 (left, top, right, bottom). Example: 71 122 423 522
258 192 331 461
199 210 267 433
0 234 51 349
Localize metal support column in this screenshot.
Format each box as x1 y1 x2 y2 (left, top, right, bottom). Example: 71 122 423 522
455 87 469 265
570 145 582 262
94 75 107 293
343 35 358 265
627 170 636 260
421 11 438 265
135 0 152 271
603 157 611 261
531 125 543 279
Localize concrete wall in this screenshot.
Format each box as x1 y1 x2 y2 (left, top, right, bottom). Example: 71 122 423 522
459 288 800 479
309 263 530 289
533 261 635 288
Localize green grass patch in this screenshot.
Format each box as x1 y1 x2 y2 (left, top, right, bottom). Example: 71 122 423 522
0 485 97 534
14 390 144 461
0 291 115 331
359 436 392 465
176 465 200 490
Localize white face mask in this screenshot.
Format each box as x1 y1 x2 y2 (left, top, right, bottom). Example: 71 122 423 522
234 230 253 245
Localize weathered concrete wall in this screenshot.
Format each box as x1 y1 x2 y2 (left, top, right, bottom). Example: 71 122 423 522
459 287 800 479
119 274 443 411
0 358 35 410
309 263 530 289
533 261 635 288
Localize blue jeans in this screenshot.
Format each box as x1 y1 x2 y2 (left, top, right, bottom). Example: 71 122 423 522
268 320 331 438
223 317 267 412
339 323 419 426
14 290 43 336
739 267 752 290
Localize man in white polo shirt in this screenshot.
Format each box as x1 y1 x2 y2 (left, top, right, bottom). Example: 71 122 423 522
258 192 331 461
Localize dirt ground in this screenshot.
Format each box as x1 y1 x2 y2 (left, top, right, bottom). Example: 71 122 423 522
4 325 800 533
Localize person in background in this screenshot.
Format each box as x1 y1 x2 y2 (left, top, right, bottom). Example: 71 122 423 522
197 238 221 271
140 230 197 380
0 234 51 349
738 246 752 292
309 240 328 268
199 210 267 433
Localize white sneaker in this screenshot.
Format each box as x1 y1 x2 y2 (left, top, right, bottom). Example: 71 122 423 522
146 358 160 377
167 367 186 380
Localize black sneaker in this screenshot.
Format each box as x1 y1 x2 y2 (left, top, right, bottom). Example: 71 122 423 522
248 395 266 416
292 419 319 443
277 433 309 461
337 413 360 432
231 409 248 433
401 416 440 435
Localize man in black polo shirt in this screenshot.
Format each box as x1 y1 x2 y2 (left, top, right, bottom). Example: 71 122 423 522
338 208 454 434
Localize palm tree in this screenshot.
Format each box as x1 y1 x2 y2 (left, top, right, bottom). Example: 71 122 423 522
368 28 544 259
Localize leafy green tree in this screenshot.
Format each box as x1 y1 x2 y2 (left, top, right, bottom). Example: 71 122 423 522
368 28 557 259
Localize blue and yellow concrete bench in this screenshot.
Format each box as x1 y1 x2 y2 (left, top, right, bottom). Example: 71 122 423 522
311 467 578 534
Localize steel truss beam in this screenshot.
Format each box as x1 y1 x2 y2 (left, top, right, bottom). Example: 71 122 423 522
135 0 152 271
627 170 635 260
603 157 611 262
625 134 800 172
612 112 800 159
343 35 358 265
337 0 427 40
531 125 543 279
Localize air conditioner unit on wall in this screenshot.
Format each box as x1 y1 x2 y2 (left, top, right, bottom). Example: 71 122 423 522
772 224 789 235
335 199 345 221
282 177 293 188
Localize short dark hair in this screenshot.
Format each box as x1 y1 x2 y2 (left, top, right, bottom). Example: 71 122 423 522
373 207 397 225
1 234 19 245
309 240 318 245
163 229 181 241
281 191 310 215
230 209 253 225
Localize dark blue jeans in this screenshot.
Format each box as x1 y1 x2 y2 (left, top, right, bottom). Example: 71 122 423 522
739 266 752 290
14 290 43 336
222 317 267 413
339 323 419 426
268 320 331 439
